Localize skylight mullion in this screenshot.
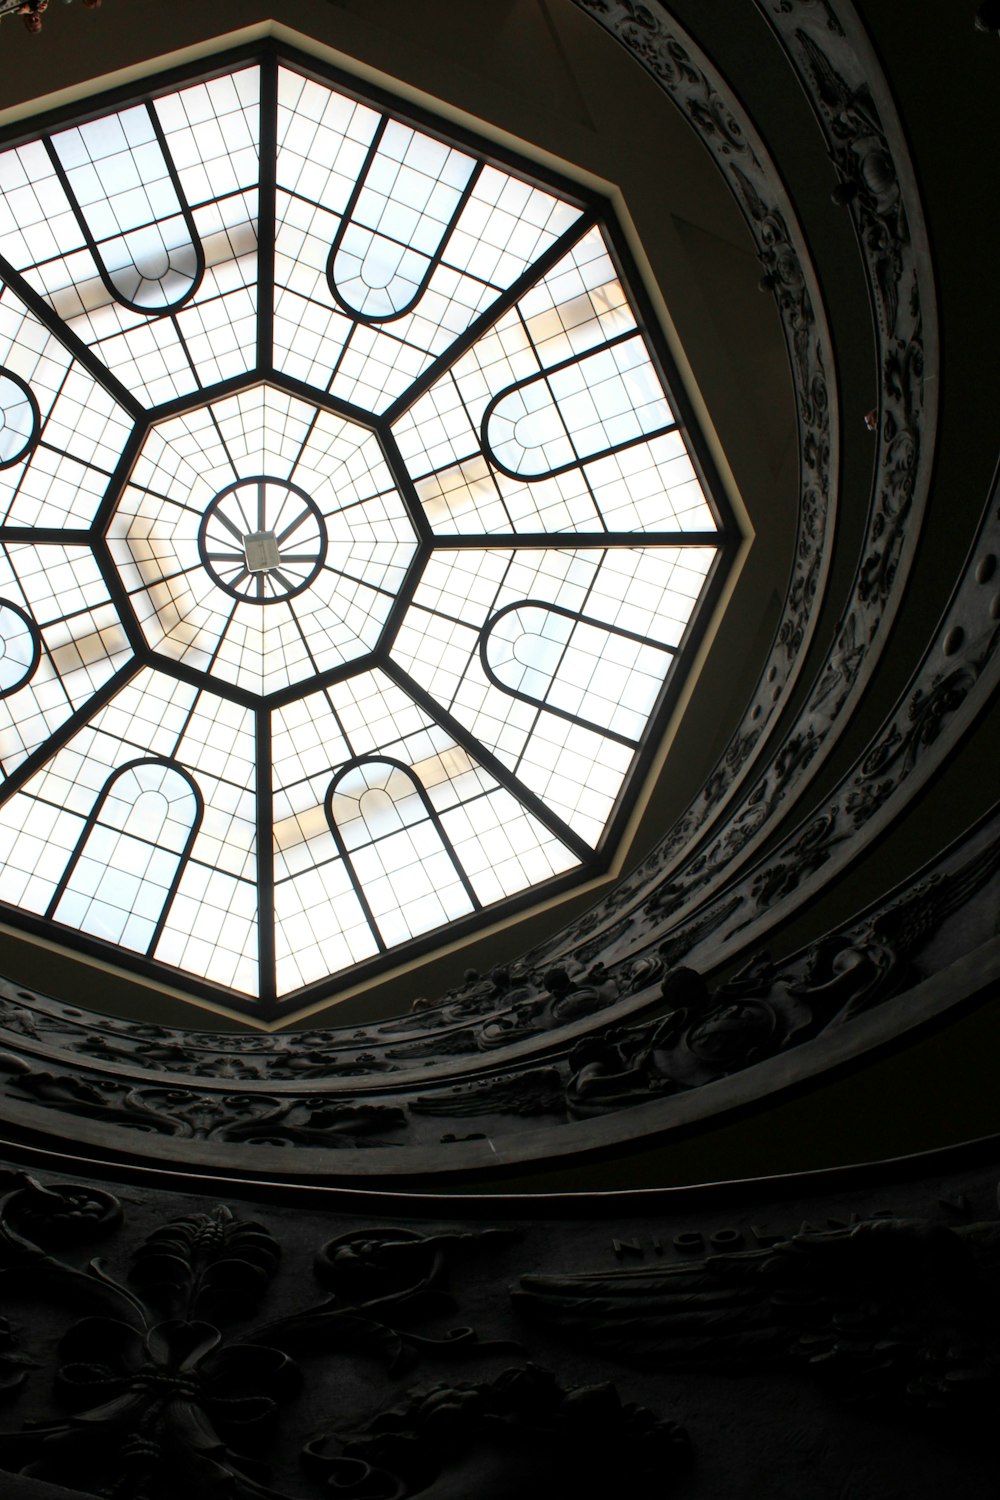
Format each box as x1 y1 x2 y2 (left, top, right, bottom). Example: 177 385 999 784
382 207 599 428
89 424 148 536
0 658 140 808
86 538 148 662
518 557 604 739
111 483 197 514
169 685 205 759
330 113 389 252
268 568 298 595
207 405 241 482
146 818 202 959
274 503 312 545
323 321 357 396
43 115 204 319
448 370 519 534
256 705 276 1006
168 312 203 392
30 359 93 488
372 538 430 657
42 760 199 926
146 651 262 712
431 530 725 549
0 251 144 424
0 528 97 546
139 372 260 426
514 302 588 495
257 55 278 375
380 657 595 866
329 155 485 327
286 406 322 485
203 601 242 680
265 367 380 430
34 440 117 484
286 601 323 678
320 565 399 602
323 811 389 958
33 597 115 632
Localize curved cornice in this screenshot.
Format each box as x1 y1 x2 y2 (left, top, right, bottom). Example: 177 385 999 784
534 0 937 963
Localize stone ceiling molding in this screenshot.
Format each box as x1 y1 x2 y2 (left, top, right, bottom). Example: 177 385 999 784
541 0 937 969
558 0 839 917
0 795 998 1173
0 1158 997 1500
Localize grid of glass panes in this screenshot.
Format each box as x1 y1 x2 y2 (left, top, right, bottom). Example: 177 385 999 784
107 385 418 696
0 54 726 1007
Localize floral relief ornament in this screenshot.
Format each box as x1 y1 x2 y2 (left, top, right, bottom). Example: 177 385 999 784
0 1174 688 1498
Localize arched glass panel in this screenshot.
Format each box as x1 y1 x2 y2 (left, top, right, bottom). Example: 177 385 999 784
325 756 478 947
48 759 202 955
482 334 677 480
49 103 203 314
0 599 40 698
328 118 477 323
0 370 40 469
482 601 676 744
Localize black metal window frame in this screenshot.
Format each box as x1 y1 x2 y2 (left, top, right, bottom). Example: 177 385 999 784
479 597 678 748
43 101 206 318
42 754 204 958
0 597 41 697
324 753 484 955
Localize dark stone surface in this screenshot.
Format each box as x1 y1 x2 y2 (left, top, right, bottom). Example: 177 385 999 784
0 1149 995 1497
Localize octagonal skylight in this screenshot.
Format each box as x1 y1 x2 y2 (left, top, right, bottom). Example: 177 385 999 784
0 46 733 1017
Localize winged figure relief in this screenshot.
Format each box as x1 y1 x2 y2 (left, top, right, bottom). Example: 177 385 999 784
515 1204 1000 1414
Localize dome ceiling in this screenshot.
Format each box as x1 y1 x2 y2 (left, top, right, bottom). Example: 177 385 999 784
0 0 991 1194
0 45 734 1016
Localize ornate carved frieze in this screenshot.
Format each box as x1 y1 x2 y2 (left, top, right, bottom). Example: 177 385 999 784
0 1170 685 1499
0 797 998 1165
407 815 1000 1129
517 1197 1000 1414
540 0 936 975
0 1159 997 1496
542 0 838 949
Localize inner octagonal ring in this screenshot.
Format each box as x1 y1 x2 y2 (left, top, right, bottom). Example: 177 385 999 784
197 477 328 604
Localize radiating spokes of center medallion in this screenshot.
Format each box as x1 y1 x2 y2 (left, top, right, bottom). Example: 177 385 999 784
198 478 328 603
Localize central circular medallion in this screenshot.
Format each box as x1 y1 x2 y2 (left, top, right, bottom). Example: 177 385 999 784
197 478 327 603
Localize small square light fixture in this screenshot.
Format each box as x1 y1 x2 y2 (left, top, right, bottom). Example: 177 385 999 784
243 530 280 573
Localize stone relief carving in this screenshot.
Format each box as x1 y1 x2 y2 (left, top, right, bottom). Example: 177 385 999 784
0 787 998 1154
407 820 1000 1125
0 1173 684 1499
537 0 934 980
0 1159 995 1497
546 0 837 951
304 1362 691 1499
0 1057 409 1147
516 1196 1000 1415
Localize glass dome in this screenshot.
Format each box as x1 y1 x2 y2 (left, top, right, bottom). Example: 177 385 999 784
0 46 734 1016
